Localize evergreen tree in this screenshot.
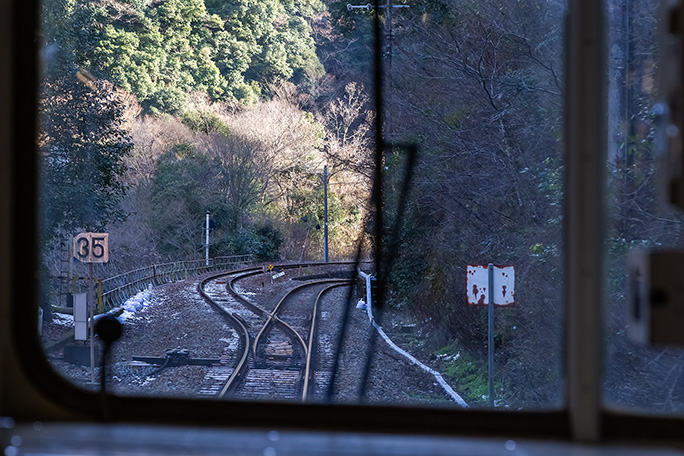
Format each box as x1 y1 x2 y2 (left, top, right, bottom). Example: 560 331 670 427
39 72 132 240
55 0 325 112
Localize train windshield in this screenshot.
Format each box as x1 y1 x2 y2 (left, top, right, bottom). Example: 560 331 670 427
37 0 572 410
602 1 684 415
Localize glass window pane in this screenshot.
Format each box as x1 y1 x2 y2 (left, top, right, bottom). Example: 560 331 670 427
604 0 684 415
38 0 565 409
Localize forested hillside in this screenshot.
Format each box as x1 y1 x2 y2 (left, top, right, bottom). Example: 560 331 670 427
39 0 684 411
42 0 325 111
40 0 372 269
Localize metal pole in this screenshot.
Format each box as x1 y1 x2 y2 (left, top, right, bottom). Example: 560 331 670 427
383 0 392 157
205 210 210 267
385 0 392 69
323 165 329 262
488 262 494 407
89 261 95 384
68 237 73 293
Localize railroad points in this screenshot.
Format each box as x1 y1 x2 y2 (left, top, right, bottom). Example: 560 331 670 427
199 262 356 401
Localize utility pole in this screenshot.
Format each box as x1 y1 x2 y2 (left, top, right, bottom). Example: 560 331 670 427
322 165 329 263
205 210 210 267
347 1 408 153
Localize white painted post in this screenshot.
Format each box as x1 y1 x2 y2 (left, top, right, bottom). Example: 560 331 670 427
205 211 210 267
358 269 374 322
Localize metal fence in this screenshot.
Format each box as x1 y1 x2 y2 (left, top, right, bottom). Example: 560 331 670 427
52 255 253 313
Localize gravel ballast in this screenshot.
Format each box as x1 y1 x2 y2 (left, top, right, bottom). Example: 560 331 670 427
43 265 461 407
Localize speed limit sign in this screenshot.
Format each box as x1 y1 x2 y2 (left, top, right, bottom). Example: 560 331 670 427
73 233 109 263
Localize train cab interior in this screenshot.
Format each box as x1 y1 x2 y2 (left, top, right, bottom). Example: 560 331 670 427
4 0 684 454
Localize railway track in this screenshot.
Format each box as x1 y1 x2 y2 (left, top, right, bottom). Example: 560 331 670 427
197 262 356 402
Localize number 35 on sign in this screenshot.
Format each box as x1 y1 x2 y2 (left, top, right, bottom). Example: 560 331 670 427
73 233 109 263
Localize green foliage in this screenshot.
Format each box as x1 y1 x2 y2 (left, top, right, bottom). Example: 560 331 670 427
216 224 283 260
529 242 544 255
50 0 325 112
147 131 289 259
39 76 132 241
181 110 229 134
254 224 284 260
436 341 496 405
41 0 77 46
325 0 370 35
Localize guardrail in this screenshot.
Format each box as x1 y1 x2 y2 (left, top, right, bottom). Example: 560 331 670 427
50 256 253 313
100 256 253 311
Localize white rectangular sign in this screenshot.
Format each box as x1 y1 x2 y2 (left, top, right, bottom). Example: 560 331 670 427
73 292 88 341
466 264 515 306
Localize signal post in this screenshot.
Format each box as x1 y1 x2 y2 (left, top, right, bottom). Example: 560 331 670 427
73 232 109 384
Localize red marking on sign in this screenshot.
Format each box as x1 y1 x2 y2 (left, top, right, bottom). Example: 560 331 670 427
466 264 515 306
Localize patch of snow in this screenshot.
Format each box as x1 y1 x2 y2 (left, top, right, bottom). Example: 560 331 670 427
118 310 137 322
436 352 460 362
52 313 74 327
118 287 154 322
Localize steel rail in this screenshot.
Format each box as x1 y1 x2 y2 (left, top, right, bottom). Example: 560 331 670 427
301 282 353 402
227 269 305 350
215 265 331 397
203 265 299 397
203 261 362 398
252 279 352 363
197 274 252 399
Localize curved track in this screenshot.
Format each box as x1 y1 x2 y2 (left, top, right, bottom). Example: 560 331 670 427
197 262 356 401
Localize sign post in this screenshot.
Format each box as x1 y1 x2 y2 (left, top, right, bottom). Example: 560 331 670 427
88 261 95 383
73 233 109 384
466 264 515 407
487 263 494 407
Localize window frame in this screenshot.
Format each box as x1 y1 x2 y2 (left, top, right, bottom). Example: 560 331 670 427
4 0 684 444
